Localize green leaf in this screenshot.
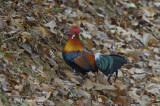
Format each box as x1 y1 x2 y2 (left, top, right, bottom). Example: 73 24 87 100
126 3 137 8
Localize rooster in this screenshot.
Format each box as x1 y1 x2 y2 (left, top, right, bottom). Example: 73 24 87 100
62 26 127 84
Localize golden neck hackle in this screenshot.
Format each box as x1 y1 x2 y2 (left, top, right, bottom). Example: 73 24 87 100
63 34 84 53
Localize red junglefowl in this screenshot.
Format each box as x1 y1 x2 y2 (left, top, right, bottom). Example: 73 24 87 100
62 26 127 84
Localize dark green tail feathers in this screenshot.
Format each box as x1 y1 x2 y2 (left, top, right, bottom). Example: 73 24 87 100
95 54 127 84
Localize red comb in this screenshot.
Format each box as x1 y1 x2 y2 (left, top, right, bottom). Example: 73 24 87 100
69 26 80 34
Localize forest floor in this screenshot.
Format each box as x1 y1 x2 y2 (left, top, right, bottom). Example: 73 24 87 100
0 0 160 105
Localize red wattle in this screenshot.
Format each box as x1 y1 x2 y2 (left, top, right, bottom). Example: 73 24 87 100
68 35 72 39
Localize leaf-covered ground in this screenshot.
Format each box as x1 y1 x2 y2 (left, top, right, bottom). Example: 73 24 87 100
0 0 160 105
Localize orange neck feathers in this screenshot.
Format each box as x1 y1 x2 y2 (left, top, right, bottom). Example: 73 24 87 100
63 34 84 53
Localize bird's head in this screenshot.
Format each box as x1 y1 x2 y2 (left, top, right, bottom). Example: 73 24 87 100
68 26 81 39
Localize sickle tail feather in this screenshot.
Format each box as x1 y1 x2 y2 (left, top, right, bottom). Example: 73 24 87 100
95 54 127 84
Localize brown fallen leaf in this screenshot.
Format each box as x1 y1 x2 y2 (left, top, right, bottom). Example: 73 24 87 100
42 83 53 92
141 6 156 17
39 27 47 37
0 19 7 30
113 96 130 106
145 83 160 95
54 78 65 89
11 21 24 30
152 76 160 82
74 88 91 99
114 80 126 90
97 95 107 103
18 42 32 53
96 73 110 85
20 32 32 43
46 92 52 99
25 99 36 106
4 53 14 62
93 83 116 90
45 20 57 34
84 79 94 90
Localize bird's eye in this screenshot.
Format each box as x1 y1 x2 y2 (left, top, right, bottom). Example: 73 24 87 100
71 35 75 39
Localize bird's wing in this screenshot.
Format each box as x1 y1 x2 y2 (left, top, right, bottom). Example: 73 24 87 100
63 52 82 62
74 51 95 70
63 51 95 71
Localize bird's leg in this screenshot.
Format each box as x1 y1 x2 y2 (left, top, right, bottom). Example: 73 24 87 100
94 71 99 83
107 74 112 85
108 68 115 85
114 71 118 82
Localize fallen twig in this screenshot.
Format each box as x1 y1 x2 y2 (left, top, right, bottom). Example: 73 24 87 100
1 30 24 45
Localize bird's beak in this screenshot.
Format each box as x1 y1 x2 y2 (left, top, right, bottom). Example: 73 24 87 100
79 28 83 35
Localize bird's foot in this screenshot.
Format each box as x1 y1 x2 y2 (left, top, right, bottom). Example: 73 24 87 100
72 71 79 75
